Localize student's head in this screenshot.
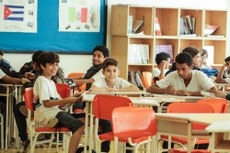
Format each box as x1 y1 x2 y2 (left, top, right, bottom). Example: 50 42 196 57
32 50 44 71
38 52 60 77
102 58 119 81
200 49 208 65
175 52 193 79
225 56 230 68
92 45 109 66
182 46 201 67
155 52 171 67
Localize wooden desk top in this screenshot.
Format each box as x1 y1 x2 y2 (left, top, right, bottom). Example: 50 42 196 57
152 93 203 101
206 121 230 132
156 113 230 125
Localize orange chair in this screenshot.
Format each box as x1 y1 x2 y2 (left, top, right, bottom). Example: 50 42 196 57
67 72 86 92
160 103 215 151
24 88 71 153
112 106 157 153
92 94 133 153
55 83 71 99
141 71 153 89
197 98 228 113
168 149 211 153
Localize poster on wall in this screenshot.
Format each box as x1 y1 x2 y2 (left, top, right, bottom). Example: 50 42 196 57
59 0 100 32
0 0 37 32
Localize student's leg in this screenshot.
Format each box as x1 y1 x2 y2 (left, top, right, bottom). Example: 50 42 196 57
55 112 84 153
99 119 112 152
13 101 29 142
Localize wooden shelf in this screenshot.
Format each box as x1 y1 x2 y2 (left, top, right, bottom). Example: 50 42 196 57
111 5 227 80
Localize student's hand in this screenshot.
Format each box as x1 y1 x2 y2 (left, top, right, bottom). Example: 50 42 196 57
107 88 118 92
176 90 190 96
21 78 31 84
65 97 80 103
24 72 35 80
159 60 168 70
166 85 176 95
214 90 227 99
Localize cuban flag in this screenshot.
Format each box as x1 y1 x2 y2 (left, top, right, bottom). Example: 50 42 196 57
4 5 24 21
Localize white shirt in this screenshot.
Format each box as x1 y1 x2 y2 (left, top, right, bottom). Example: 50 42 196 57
156 70 215 92
93 77 132 89
33 76 62 127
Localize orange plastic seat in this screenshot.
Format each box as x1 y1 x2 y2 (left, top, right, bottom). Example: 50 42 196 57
55 83 71 99
168 149 211 153
197 98 228 113
112 106 157 153
92 94 133 153
160 103 215 151
24 87 72 153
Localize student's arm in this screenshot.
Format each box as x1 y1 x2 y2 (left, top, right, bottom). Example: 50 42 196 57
147 84 176 94
216 64 227 83
118 84 140 92
176 90 202 96
90 84 107 92
158 60 167 78
73 78 94 86
1 75 30 84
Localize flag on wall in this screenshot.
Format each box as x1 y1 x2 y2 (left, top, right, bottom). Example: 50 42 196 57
4 5 24 21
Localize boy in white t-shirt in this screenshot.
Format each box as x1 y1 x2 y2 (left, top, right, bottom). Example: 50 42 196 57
91 58 139 152
91 58 140 92
33 52 84 153
147 52 217 96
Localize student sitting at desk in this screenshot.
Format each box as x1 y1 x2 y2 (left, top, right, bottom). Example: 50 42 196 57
215 56 230 84
147 52 217 96
34 52 84 153
165 46 201 76
70 45 109 110
91 58 139 152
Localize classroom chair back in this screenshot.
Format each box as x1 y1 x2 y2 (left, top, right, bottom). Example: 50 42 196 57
112 106 157 153
55 83 71 99
197 98 228 113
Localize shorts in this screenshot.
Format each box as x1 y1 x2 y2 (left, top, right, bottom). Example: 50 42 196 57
55 111 84 133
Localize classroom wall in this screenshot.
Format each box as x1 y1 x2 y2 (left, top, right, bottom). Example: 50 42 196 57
5 0 230 77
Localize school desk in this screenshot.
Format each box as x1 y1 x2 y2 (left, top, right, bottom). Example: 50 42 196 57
206 121 230 153
156 113 230 153
82 93 162 153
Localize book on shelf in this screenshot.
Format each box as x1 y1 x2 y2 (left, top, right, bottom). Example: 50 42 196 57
203 45 214 65
204 24 218 36
180 15 196 35
154 17 161 36
128 44 149 64
132 19 144 33
155 45 173 63
128 16 133 34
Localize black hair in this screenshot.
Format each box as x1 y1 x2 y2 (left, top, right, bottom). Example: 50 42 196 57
92 45 110 58
175 52 193 67
0 50 3 56
224 56 230 63
38 52 60 69
182 46 200 58
32 50 44 64
102 58 118 70
155 52 170 65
